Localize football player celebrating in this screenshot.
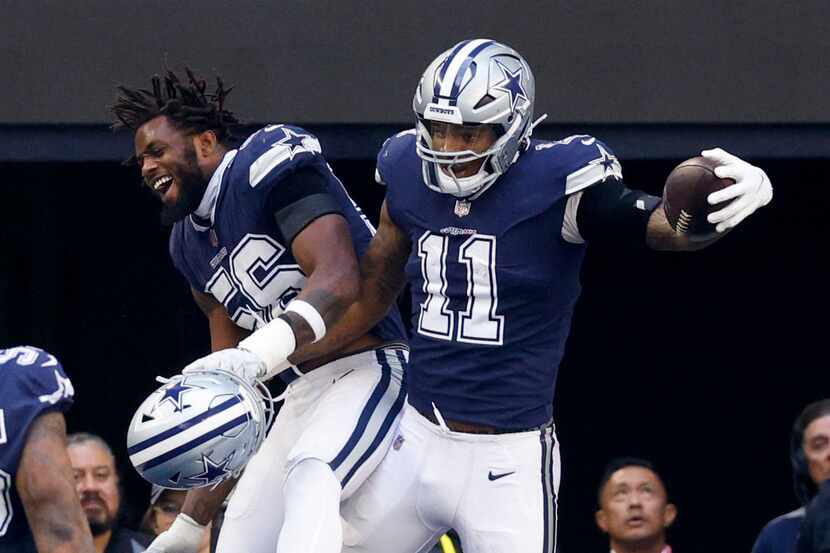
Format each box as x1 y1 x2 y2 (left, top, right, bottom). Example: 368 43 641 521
187 39 773 553
0 346 94 553
111 69 407 553
332 39 770 552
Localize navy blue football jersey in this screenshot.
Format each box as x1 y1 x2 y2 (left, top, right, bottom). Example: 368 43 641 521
378 131 621 429
170 124 405 344
0 346 74 547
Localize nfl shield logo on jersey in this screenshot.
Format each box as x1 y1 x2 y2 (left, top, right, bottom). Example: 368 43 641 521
454 199 471 217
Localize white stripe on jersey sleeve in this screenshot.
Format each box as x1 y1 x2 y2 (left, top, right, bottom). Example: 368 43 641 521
374 168 385 186
564 157 623 195
561 191 585 244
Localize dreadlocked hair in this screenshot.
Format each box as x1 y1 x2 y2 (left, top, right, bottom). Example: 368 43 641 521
111 67 241 147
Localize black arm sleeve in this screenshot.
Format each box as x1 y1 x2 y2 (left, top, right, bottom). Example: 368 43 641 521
266 166 344 246
574 177 661 248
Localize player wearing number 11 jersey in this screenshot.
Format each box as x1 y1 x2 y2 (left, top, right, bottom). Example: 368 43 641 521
111 69 406 553
295 39 772 553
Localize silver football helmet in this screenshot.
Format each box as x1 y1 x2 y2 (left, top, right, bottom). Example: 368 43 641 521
126 369 274 490
413 38 537 198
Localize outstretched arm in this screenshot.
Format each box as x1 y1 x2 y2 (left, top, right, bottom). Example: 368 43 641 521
16 411 95 553
571 148 772 252
291 200 411 364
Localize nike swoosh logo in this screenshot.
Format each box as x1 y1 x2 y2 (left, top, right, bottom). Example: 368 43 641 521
488 470 515 481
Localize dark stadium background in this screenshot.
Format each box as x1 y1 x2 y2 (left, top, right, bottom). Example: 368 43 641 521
1 1 829 551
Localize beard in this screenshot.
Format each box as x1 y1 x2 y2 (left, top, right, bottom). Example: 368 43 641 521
87 514 116 536
159 145 208 226
81 495 117 536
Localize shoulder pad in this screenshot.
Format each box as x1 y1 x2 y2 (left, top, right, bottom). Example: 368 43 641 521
235 125 324 190
376 129 416 185
0 346 74 406
533 135 623 195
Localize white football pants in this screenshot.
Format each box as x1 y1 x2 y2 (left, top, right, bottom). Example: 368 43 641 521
341 401 561 553
215 344 407 553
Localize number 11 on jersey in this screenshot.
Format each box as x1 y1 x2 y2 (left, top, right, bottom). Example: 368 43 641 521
417 231 504 346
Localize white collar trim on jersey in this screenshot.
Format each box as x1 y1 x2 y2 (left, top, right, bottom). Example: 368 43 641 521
190 149 238 230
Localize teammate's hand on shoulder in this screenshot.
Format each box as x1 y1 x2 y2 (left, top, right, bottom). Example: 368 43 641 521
701 147 773 233
182 347 266 385
145 513 205 553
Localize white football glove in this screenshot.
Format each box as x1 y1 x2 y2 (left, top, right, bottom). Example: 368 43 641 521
182 347 266 385
145 513 206 553
701 147 773 233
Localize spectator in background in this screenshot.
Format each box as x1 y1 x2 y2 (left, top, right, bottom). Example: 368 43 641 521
140 486 211 553
595 457 676 553
68 433 151 553
753 399 830 553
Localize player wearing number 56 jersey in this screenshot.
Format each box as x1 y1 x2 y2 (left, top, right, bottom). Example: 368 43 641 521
111 69 406 553
290 39 771 553
0 346 94 553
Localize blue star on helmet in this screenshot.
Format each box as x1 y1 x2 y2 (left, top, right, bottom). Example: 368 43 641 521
159 379 202 413
187 452 234 486
492 60 529 112
273 128 315 160
588 143 623 181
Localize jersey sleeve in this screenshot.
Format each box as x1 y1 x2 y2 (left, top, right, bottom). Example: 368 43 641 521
375 129 417 187
552 135 624 196
237 125 346 245
0 346 74 478
265 166 344 246
547 135 658 247
240 125 327 196
375 129 417 228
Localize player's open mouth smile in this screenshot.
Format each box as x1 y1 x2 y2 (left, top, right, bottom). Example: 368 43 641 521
151 175 174 198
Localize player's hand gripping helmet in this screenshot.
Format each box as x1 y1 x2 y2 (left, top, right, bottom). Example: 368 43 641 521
413 39 537 198
126 369 274 490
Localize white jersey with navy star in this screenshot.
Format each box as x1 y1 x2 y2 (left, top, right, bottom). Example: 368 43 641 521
377 131 621 429
170 124 406 343
0 346 74 549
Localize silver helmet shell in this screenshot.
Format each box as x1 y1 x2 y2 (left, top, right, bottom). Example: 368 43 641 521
127 370 273 490
413 38 536 198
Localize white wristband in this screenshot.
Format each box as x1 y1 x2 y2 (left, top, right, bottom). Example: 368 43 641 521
168 513 206 547
286 300 327 343
238 317 297 377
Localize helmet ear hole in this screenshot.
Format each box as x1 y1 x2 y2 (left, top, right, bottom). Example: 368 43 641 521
474 94 496 110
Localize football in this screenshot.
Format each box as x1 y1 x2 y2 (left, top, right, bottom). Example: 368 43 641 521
662 156 734 239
